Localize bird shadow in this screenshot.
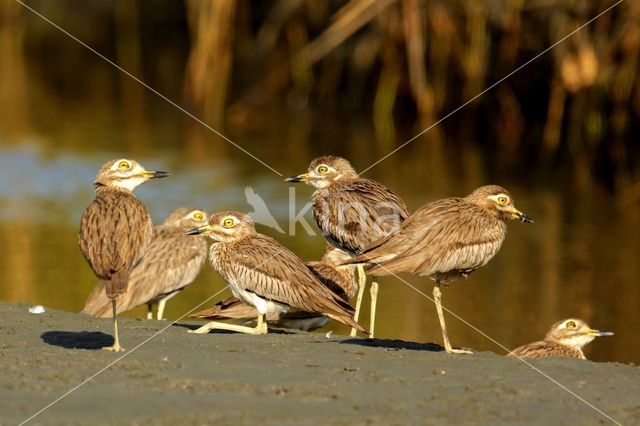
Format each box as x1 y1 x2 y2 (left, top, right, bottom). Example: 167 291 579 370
339 337 444 352
172 322 296 335
41 331 114 350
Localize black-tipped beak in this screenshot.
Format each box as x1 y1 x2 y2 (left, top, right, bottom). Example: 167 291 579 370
519 213 534 224
186 227 203 236
285 173 309 183
149 171 171 179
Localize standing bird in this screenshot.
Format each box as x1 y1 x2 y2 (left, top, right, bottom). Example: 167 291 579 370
78 158 169 352
346 185 533 354
508 319 614 359
190 245 358 331
82 208 209 320
285 156 408 337
185 211 365 335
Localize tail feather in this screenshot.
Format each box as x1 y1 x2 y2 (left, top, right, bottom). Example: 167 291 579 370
190 297 258 320
326 311 367 333
106 270 129 298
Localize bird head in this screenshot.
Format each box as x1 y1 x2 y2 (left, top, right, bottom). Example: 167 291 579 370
545 318 614 348
94 158 170 192
186 211 256 242
285 156 359 189
163 208 209 229
466 185 533 223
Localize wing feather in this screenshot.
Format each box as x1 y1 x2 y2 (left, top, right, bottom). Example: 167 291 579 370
508 341 583 359
78 191 152 279
217 235 364 331
350 198 506 277
82 224 207 316
313 178 408 254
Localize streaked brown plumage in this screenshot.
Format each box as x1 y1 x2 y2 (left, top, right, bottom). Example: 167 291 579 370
347 185 533 353
78 158 169 351
305 246 359 302
190 246 358 331
286 156 409 254
82 208 209 320
508 319 614 359
185 211 365 335
285 155 408 337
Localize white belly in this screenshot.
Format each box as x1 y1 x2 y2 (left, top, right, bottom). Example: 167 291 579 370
230 285 292 316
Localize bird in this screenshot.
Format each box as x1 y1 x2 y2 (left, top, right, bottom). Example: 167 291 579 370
82 207 209 320
507 319 614 359
185 211 366 335
244 186 284 233
190 245 358 331
345 185 533 354
78 158 169 352
285 155 408 337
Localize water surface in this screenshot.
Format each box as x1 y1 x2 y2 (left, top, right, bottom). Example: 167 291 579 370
1 128 637 364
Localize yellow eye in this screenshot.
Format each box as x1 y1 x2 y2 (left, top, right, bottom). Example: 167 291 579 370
497 196 508 206
223 218 235 228
193 212 204 221
317 165 329 174
566 321 577 329
118 160 130 170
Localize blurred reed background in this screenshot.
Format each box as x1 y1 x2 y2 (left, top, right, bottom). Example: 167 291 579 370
2 0 639 191
0 0 639 363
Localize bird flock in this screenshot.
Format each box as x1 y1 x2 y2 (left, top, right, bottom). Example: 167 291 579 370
79 156 613 359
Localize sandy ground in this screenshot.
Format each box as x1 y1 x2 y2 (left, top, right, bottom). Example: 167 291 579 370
1 301 639 425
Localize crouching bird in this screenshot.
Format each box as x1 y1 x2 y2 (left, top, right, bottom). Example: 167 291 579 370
508 319 614 359
78 158 169 351
186 211 366 335
190 245 358 331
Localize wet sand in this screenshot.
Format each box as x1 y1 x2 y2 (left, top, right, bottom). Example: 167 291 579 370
1 301 638 425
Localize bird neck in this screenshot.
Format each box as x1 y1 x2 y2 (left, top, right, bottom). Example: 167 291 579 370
94 183 133 195
546 333 591 350
216 232 256 244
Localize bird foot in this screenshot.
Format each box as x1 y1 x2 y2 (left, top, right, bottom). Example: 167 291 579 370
188 325 213 334
188 321 268 335
103 344 125 352
446 347 473 355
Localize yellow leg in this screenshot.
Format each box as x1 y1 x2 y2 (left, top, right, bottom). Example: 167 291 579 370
433 283 471 354
188 314 268 335
146 303 153 320
369 279 378 339
104 299 125 352
156 299 167 320
350 265 367 337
